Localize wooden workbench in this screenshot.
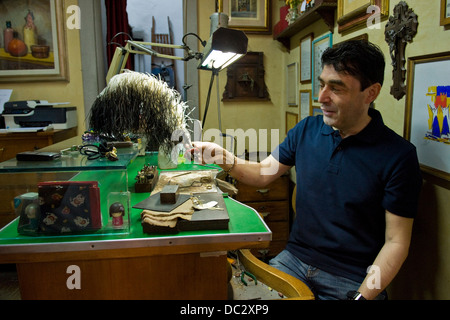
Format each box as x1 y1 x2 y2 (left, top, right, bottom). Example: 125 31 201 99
0 151 271 300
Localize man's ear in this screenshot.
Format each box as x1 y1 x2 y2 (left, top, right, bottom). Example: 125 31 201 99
365 83 382 105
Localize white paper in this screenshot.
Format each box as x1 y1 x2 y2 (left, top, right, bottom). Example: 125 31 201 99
0 89 13 114
0 125 53 133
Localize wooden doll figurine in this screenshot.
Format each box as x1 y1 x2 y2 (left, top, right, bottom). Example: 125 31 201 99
109 202 125 228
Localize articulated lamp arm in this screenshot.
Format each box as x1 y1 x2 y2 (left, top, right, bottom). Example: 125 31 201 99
106 40 201 84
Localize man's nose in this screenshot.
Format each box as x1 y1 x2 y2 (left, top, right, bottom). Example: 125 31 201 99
318 86 329 104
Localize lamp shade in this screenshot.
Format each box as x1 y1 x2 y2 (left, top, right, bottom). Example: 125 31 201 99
198 27 248 71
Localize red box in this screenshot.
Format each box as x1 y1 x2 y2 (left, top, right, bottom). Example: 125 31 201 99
38 181 101 234
274 5 289 37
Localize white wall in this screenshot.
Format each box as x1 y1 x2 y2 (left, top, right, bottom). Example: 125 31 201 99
100 0 199 124
126 0 184 93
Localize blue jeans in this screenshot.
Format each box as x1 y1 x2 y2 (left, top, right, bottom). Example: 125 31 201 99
269 250 386 300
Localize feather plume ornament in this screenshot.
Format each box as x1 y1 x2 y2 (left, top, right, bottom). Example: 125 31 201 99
88 70 192 155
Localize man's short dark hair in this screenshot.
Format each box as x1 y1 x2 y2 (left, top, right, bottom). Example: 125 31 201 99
321 40 385 91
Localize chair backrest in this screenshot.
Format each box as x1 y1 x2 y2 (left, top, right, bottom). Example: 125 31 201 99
292 185 297 215
151 17 174 56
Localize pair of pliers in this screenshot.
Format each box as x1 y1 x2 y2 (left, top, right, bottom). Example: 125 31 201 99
240 270 257 286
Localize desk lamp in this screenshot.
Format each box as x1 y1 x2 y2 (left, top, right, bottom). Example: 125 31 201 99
106 27 248 84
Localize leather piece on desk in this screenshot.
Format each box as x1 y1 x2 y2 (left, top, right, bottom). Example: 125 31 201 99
141 199 194 234
141 219 178 234
140 192 229 234
177 192 229 231
133 192 190 212
141 199 194 221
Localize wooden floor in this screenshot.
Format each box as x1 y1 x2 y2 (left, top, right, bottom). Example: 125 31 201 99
0 264 21 300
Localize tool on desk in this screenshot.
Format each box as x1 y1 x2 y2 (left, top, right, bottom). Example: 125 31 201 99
79 142 118 161
16 151 61 161
167 171 192 184
191 197 223 210
160 184 180 204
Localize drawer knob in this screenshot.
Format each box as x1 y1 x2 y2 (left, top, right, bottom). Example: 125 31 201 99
256 189 270 194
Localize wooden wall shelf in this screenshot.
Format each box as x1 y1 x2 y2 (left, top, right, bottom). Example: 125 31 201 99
274 0 337 50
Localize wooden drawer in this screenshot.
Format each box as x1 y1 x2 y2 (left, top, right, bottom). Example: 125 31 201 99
251 220 289 260
235 175 289 202
0 137 49 162
235 175 291 260
245 200 289 222
266 221 289 241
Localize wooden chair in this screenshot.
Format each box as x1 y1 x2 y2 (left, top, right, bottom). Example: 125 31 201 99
235 249 314 300
232 184 314 300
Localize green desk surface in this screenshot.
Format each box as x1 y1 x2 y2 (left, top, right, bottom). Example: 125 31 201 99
0 152 271 256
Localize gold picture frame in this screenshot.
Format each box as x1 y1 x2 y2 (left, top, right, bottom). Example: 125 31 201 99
285 112 298 135
440 0 450 26
0 0 68 82
299 89 312 120
337 0 389 33
404 52 450 181
222 0 271 34
311 106 323 116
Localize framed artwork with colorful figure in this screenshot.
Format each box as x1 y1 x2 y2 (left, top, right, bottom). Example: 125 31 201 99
404 52 450 181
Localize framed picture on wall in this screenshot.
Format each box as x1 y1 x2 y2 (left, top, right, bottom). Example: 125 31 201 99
312 33 332 101
299 90 312 120
285 112 298 135
404 52 450 181
441 0 450 26
287 62 298 106
222 0 271 34
337 0 389 33
312 106 323 116
0 0 68 82
300 33 313 83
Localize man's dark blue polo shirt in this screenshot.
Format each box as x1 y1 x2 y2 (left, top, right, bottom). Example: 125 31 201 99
272 108 422 282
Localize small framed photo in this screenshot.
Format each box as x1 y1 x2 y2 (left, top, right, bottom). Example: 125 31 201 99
311 106 323 116
222 0 271 34
287 62 298 106
299 90 312 120
312 33 333 101
441 0 450 26
337 0 389 33
300 33 313 83
285 112 298 135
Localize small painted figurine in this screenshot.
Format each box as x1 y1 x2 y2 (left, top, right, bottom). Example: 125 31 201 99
109 202 125 228
24 202 39 230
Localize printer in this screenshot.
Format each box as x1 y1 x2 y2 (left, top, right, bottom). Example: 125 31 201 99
2 100 77 130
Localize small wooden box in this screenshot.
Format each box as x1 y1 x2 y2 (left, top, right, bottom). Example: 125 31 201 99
160 185 179 204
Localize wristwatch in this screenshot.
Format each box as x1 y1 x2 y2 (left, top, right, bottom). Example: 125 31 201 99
347 290 366 300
